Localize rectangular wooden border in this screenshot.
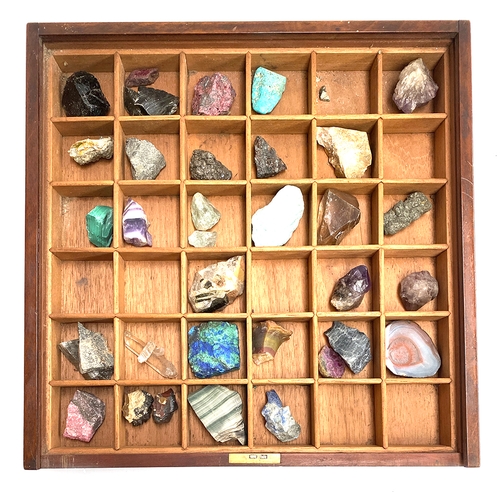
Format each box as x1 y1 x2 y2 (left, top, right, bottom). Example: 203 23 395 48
24 20 478 469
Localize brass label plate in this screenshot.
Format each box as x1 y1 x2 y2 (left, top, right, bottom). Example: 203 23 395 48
229 453 281 464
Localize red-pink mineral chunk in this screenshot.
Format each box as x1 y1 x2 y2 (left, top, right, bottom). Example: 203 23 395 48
318 345 346 378
192 73 236 116
63 389 106 442
125 68 159 87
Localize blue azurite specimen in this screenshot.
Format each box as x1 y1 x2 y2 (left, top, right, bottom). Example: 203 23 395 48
261 389 301 442
251 67 286 114
188 321 240 378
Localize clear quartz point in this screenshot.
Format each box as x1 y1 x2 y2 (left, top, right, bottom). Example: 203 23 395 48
124 331 178 378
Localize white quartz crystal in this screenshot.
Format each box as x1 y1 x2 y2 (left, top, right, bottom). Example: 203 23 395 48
251 185 304 246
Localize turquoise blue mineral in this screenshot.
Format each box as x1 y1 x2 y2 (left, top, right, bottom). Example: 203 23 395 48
188 321 240 378
251 67 287 114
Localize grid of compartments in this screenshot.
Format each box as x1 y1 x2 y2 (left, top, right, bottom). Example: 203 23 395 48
44 46 458 456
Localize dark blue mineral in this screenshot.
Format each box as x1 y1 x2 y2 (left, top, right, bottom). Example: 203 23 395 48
188 321 240 378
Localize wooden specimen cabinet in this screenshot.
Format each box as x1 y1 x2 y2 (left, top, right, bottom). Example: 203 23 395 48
24 21 479 469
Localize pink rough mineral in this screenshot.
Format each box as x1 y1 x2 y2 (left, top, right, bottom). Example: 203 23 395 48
192 73 236 115
318 345 346 378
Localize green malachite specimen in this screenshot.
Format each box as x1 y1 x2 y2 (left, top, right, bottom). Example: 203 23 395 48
86 205 113 247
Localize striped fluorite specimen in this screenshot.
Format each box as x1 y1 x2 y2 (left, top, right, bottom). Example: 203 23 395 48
122 198 153 247
63 389 105 442
188 385 246 444
188 321 240 378
386 320 441 377
252 320 293 365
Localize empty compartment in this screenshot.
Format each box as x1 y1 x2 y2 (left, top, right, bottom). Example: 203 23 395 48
119 384 182 447
53 386 115 449
318 383 379 446
50 120 115 182
382 50 447 115
118 183 181 248
119 52 180 117
315 50 379 115
49 52 115 118
315 249 380 314
250 117 313 179
187 384 247 447
186 182 246 248
119 119 181 181
384 248 448 312
316 117 380 179
251 251 312 314
51 184 114 249
51 253 114 315
251 182 312 247
382 116 448 179
185 51 247 116
250 51 312 115
250 317 312 379
185 117 246 181
119 319 182 381
186 318 247 380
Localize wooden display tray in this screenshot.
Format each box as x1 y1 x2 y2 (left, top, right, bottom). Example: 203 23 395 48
24 21 479 469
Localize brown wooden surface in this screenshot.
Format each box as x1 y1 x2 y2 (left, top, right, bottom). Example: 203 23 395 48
25 20 478 469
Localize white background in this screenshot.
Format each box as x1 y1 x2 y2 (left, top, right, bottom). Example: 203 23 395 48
4 2 497 497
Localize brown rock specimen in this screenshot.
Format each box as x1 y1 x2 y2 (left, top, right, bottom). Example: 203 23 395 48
252 320 293 365
317 188 361 245
316 126 372 178
392 58 438 113
399 270 439 311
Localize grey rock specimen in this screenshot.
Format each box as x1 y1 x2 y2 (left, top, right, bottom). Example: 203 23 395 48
393 58 439 113
189 149 232 180
261 389 301 443
324 321 371 374
399 270 439 311
384 191 432 236
254 136 287 178
188 230 217 247
251 185 304 246
125 137 166 180
68 137 114 166
191 192 221 230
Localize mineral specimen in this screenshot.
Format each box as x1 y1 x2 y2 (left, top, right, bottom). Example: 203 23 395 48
319 85 330 102
85 205 113 247
189 149 233 180
188 321 240 378
324 321 371 374
254 136 287 178
63 389 106 442
252 320 293 365
252 67 287 114
125 137 166 180
384 191 432 236
123 86 179 116
77 322 115 379
318 345 346 378
68 137 113 166
188 255 245 313
124 330 178 378
251 185 304 246
261 390 301 442
191 192 221 230
316 126 372 178
122 198 153 247
122 389 154 426
188 230 217 248
400 270 439 311
152 389 178 424
330 265 371 311
393 58 439 114
192 73 236 116
385 320 441 377
125 67 159 87
188 385 246 444
62 71 110 117
317 188 361 245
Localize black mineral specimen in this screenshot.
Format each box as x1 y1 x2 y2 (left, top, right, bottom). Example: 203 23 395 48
124 86 179 116
152 389 178 424
189 149 232 180
62 71 110 117
254 136 287 178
